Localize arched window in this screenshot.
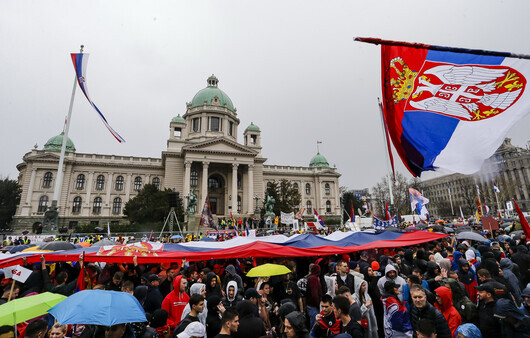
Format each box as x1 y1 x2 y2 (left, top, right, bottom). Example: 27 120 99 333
96 175 105 190
306 201 312 213
113 197 122 214
76 174 85 189
115 176 124 191
326 200 332 212
134 176 142 191
293 183 299 190
266 182 272 190
152 177 160 189
93 197 102 214
237 195 242 213
38 195 48 212
43 172 53 188
325 183 330 195
72 196 82 213
190 171 198 186
208 175 224 189
305 183 311 195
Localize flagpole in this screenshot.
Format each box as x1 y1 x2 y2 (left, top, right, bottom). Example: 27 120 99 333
377 99 394 206
48 45 84 232
447 184 455 216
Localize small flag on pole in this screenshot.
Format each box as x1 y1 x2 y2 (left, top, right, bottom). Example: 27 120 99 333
493 180 501 193
71 53 126 143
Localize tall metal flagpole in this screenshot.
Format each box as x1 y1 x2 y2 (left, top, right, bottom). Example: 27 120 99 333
447 183 455 216
377 99 394 206
45 45 84 232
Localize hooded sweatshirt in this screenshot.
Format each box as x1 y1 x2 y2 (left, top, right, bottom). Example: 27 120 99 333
354 279 378 338
457 259 478 301
434 286 461 337
205 272 222 299
161 275 189 329
377 264 406 301
180 283 207 326
306 264 322 307
500 258 522 305
285 311 310 338
222 280 242 309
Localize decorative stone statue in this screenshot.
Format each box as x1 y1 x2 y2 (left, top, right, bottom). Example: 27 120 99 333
187 189 198 214
264 193 275 217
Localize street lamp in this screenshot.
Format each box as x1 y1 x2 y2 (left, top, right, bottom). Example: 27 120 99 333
254 195 260 215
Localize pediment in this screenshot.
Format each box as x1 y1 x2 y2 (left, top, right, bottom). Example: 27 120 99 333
27 152 62 161
183 138 257 156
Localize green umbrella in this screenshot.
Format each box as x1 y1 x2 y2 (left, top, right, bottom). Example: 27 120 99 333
246 263 291 277
0 292 67 325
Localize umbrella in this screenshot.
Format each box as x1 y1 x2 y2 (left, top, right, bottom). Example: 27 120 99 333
8 245 30 253
444 227 455 233
511 230 524 240
200 237 214 241
170 235 183 239
456 231 488 243
48 290 146 326
246 263 291 277
91 239 117 247
0 292 66 325
77 241 91 248
39 241 76 251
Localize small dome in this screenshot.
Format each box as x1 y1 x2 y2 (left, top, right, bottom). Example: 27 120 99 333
246 122 260 132
309 152 329 168
171 114 186 124
190 75 235 112
43 132 76 153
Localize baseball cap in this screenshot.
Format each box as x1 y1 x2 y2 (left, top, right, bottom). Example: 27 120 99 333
474 282 505 296
245 288 262 299
148 274 162 282
384 280 400 292
176 322 206 338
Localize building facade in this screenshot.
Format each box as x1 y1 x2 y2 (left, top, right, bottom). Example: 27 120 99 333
13 75 341 229
421 138 530 217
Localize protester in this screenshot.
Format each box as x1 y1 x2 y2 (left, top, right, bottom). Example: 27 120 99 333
284 311 310 338
409 285 451 338
174 294 205 335
382 281 413 337
215 308 239 338
476 283 501 338
48 323 67 338
312 294 341 337
162 275 190 330
433 286 461 337
181 283 208 326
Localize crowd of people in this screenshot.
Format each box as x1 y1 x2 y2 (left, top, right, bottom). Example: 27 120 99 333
2 228 530 337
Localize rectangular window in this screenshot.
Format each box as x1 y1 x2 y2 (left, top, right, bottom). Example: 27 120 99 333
192 118 200 132
229 121 234 136
210 117 220 132
174 127 182 138
251 135 257 144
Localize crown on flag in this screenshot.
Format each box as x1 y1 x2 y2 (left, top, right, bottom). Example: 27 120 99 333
390 57 418 103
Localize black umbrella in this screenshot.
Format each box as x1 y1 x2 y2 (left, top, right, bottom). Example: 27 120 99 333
8 245 30 253
39 241 76 251
91 239 117 247
455 226 472 234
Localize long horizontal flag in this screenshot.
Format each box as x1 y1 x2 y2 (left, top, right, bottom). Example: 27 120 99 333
355 37 530 177
0 230 448 268
71 53 125 143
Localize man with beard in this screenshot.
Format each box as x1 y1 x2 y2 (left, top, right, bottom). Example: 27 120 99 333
312 294 341 337
456 259 478 302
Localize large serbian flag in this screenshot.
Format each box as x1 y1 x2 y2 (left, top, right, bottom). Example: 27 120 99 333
356 38 530 177
71 53 126 143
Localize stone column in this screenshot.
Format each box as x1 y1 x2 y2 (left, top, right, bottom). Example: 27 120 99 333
183 161 192 209
247 164 254 214
510 170 522 200
26 169 37 205
84 172 94 216
106 173 113 216
125 173 132 202
201 162 209 209
232 164 239 214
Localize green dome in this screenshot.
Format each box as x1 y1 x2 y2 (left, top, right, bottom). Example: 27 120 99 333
190 75 235 112
43 132 76 153
171 114 186 124
309 152 329 168
246 122 260 132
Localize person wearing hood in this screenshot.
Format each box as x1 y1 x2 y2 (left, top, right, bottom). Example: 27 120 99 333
162 274 190 330
377 264 407 301
455 324 482 338
206 272 223 299
423 262 443 292
206 295 224 338
354 279 378 338
284 311 310 338
361 265 383 338
409 285 451 338
223 265 243 296
451 251 464 272
443 278 478 326
414 250 428 274
233 300 266 338
222 281 242 309
434 286 461 337
306 263 322 330
494 298 530 337
500 258 523 306
511 246 530 287
457 259 478 302
521 286 530 316
394 255 411 277
181 283 208 326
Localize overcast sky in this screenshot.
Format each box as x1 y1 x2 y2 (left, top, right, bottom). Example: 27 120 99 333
2 0 530 191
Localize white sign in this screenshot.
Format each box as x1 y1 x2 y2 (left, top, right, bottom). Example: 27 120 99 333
5 265 32 283
506 201 514 211
281 212 295 224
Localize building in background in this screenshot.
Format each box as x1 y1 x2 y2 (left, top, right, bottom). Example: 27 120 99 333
13 75 340 230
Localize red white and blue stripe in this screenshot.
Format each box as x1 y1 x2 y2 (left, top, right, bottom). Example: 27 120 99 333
313 208 326 227
71 53 125 143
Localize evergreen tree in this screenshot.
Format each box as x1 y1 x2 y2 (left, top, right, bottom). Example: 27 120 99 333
0 177 21 230
124 184 184 224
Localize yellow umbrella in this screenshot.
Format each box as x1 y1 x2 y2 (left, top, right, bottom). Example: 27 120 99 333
246 263 291 277
0 292 66 325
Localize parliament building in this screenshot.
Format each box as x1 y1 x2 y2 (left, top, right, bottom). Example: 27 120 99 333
13 75 341 229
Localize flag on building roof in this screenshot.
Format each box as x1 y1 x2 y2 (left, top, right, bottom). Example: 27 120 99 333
199 197 215 227
493 180 501 193
409 188 429 221
71 53 126 143
355 37 530 177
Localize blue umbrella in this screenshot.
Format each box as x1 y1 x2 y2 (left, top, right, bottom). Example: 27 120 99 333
170 235 183 239
48 290 146 325
9 245 30 253
200 237 214 241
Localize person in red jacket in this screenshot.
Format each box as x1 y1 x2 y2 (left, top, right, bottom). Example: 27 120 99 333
162 274 189 330
434 286 461 337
